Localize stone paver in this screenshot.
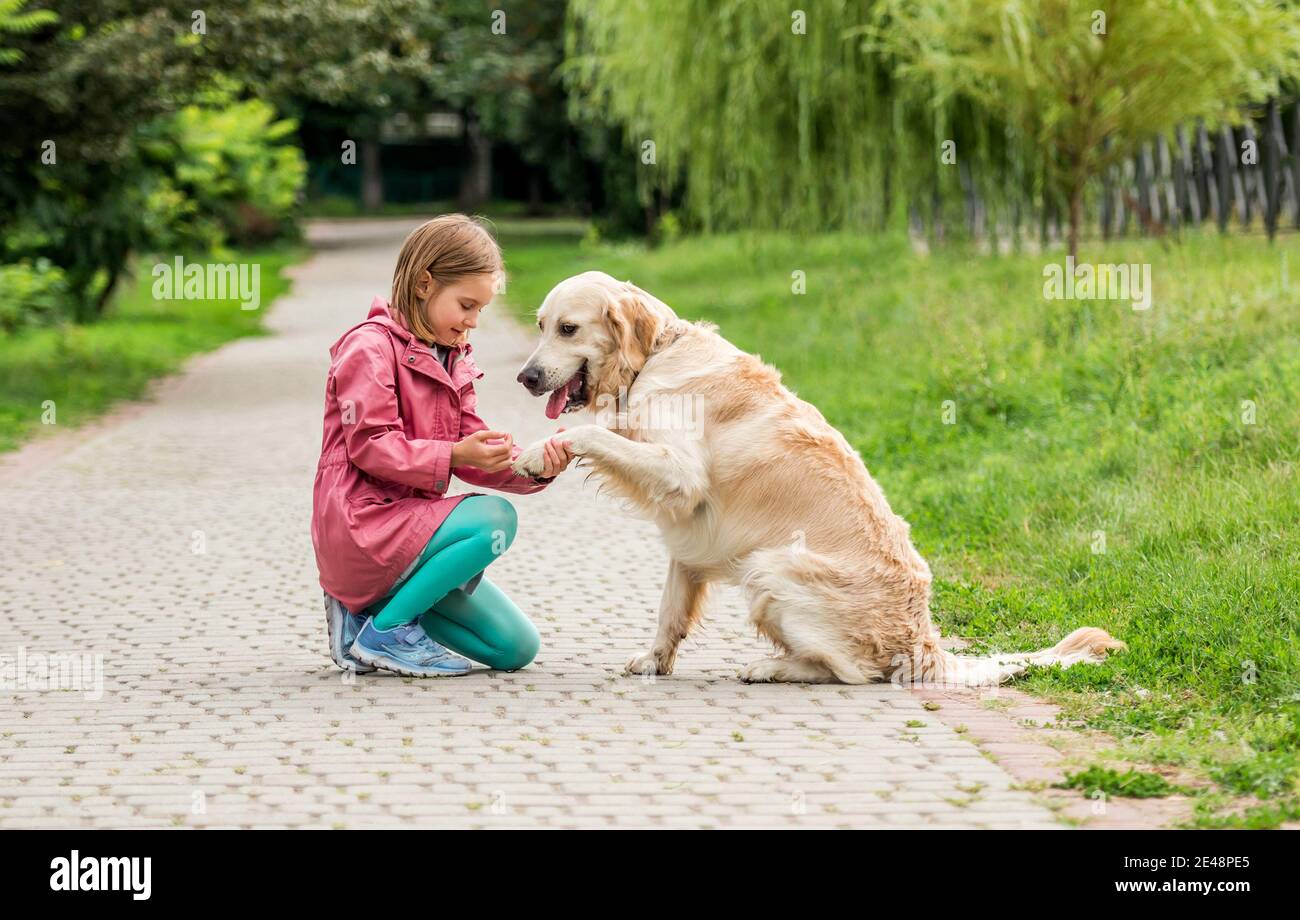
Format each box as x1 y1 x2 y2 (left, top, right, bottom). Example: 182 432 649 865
0 219 1063 828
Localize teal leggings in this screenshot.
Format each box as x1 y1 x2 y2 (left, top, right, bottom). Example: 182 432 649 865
365 495 539 671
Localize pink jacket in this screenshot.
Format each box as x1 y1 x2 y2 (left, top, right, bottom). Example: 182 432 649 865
311 296 550 611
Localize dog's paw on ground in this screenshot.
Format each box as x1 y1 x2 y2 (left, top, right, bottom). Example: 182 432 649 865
737 658 787 683
624 650 669 676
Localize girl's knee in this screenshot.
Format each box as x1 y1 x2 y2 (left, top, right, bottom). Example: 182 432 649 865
486 619 540 672
465 495 517 549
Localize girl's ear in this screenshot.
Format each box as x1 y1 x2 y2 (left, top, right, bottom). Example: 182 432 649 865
414 270 434 301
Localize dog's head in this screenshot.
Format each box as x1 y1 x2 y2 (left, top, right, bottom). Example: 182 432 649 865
517 271 676 418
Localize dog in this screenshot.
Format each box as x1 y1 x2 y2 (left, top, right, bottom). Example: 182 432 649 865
511 271 1125 684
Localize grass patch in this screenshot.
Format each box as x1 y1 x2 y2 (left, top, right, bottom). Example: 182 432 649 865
1057 765 1185 799
496 224 1300 827
0 244 305 453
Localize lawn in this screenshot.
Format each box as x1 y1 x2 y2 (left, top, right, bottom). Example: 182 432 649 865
497 223 1300 827
0 245 305 454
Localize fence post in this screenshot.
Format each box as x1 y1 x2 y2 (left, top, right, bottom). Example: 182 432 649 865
1134 144 1153 234
1118 157 1132 236
1175 126 1201 224
1196 121 1215 227
1243 123 1267 228
1157 135 1179 231
1100 136 1113 239
1263 100 1282 241
1291 102 1300 230
1101 164 1113 239
1216 126 1236 232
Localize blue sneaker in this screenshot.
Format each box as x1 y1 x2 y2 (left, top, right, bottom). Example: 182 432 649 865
324 592 376 673
349 616 473 678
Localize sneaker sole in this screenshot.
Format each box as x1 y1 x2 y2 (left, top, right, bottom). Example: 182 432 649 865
349 643 472 678
324 595 377 674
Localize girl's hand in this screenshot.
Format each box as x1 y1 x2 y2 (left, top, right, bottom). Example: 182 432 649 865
539 427 576 479
452 430 515 472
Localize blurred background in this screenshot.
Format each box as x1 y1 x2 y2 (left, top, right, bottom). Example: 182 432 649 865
2 1 1300 826
3 0 1299 327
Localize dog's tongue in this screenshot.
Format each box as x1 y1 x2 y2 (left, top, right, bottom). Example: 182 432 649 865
545 374 580 420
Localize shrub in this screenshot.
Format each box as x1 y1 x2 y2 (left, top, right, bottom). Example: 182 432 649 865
0 258 68 333
141 97 307 247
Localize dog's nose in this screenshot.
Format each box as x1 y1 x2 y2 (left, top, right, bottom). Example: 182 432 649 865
517 366 542 392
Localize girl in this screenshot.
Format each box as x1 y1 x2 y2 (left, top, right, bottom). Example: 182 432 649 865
311 214 574 677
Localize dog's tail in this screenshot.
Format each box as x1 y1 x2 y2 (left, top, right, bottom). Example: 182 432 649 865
906 627 1126 688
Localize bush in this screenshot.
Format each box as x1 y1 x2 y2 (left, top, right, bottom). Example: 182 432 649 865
0 259 67 334
0 94 307 324
141 97 307 247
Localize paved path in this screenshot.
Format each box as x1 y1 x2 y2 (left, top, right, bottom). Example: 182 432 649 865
0 220 1062 828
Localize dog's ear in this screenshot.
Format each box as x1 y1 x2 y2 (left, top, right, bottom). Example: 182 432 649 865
613 285 662 366
592 284 663 401
599 284 662 387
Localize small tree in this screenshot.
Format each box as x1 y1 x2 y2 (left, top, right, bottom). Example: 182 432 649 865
871 0 1300 258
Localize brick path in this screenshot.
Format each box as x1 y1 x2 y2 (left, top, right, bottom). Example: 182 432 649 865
0 219 1064 828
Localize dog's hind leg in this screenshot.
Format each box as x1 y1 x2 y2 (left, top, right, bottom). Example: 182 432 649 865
738 657 838 684
625 558 711 676
739 547 883 685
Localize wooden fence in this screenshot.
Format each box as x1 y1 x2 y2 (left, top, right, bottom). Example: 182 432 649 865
1101 99 1299 240
913 98 1300 246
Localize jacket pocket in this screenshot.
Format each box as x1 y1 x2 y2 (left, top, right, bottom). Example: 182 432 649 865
347 481 413 507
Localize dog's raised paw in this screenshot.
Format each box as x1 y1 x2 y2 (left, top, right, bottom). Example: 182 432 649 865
511 441 549 478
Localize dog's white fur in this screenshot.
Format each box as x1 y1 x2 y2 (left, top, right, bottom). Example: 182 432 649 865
513 271 1125 684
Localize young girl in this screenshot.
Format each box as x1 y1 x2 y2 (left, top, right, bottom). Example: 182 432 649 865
311 215 574 677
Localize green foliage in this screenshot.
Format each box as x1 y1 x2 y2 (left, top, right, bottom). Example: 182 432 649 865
867 0 1300 254
1057 766 1184 799
0 3 225 319
142 97 306 246
1 94 305 325
0 1 308 325
0 0 56 65
1210 752 1297 799
567 0 1300 244
0 2 334 324
0 259 66 333
226 0 604 212
567 0 925 233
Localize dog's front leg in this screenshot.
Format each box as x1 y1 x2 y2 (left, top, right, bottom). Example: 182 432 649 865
513 424 707 516
625 559 711 677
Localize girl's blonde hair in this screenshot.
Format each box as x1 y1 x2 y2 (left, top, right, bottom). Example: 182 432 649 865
390 214 503 343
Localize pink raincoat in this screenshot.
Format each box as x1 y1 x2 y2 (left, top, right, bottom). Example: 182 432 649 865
311 296 550 611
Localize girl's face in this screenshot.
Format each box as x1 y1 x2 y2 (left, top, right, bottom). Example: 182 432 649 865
416 272 497 348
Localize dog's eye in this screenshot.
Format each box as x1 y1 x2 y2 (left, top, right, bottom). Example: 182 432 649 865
560 323 578 336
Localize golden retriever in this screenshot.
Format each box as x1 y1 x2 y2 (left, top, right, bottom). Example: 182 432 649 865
511 271 1124 684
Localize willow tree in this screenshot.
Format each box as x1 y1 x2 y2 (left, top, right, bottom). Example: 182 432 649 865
871 0 1300 258
566 0 1011 235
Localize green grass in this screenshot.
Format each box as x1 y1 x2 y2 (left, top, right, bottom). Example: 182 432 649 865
0 244 304 453
302 195 583 222
496 224 1300 827
1056 766 1186 799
